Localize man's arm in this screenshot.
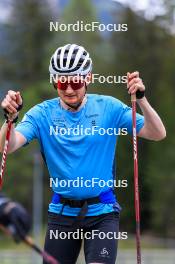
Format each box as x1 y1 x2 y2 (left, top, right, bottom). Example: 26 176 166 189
127 71 166 141
137 97 166 140
0 122 26 153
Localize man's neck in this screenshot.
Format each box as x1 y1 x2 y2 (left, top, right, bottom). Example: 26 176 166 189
60 96 87 112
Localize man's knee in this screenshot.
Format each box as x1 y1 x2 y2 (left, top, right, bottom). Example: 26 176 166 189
88 263 105 264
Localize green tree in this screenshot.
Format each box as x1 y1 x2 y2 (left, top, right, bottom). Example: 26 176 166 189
1 0 57 217
59 0 112 86
111 7 175 237
6 0 55 84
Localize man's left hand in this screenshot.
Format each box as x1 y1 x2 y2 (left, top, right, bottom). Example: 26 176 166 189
127 71 145 96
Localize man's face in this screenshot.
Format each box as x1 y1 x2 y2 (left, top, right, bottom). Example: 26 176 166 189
56 74 91 106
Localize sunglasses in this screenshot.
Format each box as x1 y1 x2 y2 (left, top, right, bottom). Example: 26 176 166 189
57 79 85 90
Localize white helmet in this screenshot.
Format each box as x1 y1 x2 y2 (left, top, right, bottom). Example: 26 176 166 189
49 44 92 76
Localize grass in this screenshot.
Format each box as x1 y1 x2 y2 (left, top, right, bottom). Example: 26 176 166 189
0 232 173 250
0 233 175 264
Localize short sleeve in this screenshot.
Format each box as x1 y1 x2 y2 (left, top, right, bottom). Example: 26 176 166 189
15 106 40 143
111 97 144 135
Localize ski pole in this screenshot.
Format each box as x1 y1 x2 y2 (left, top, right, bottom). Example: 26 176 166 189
0 120 13 189
131 93 142 264
0 224 59 264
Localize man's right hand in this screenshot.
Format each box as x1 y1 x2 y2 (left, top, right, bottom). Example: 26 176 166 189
1 91 23 121
0 90 26 154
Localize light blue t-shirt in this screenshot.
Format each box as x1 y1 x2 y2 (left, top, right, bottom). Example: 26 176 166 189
15 94 144 216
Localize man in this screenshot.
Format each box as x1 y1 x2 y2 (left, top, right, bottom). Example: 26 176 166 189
0 44 166 264
0 193 31 242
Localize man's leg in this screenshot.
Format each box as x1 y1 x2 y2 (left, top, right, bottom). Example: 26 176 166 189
43 213 82 264
84 212 120 264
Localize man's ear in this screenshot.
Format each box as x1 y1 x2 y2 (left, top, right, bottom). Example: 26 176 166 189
53 82 57 90
85 72 92 86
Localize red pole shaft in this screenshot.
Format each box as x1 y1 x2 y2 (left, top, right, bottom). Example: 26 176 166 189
131 94 142 264
24 236 59 264
0 121 12 189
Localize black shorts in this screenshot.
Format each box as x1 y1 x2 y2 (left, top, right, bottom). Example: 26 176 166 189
43 211 120 264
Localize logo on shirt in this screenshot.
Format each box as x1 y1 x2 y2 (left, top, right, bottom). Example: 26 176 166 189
91 120 96 127
52 118 66 128
99 248 110 258
85 114 99 118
